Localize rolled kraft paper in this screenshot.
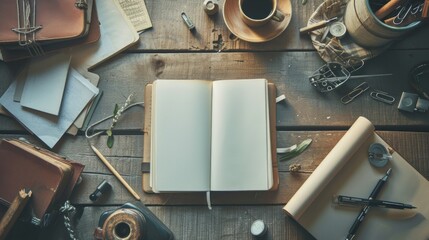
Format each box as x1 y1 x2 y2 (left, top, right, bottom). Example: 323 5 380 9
344 0 420 47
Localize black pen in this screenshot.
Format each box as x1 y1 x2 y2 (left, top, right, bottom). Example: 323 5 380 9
345 168 392 240
336 195 416 210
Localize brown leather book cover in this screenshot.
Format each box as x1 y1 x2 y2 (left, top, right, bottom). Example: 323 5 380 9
142 80 279 193
0 139 84 226
0 0 89 46
0 0 100 62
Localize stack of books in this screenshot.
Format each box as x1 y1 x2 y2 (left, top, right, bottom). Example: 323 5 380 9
0 139 84 227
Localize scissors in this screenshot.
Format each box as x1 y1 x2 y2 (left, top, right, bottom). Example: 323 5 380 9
309 62 392 92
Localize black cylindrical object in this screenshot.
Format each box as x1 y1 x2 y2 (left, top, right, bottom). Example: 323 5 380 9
90 180 112 201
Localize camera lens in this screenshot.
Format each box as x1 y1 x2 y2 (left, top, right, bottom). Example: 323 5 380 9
114 222 131 238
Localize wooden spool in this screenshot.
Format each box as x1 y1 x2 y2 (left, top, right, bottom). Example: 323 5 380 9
344 0 420 48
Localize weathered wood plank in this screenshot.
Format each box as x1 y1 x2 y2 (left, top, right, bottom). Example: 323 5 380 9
75 205 315 240
5 130 427 176
68 171 309 205
2 51 429 133
22 205 314 240
137 0 429 51
2 130 427 206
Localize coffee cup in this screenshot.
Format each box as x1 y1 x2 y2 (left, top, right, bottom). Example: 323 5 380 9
238 0 285 27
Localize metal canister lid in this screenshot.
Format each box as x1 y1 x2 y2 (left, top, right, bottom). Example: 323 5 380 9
329 22 347 38
251 219 268 239
368 143 390 168
203 0 219 15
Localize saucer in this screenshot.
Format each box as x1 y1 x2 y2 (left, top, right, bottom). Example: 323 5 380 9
223 0 292 43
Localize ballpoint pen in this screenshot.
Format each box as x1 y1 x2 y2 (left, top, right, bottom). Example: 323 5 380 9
335 195 416 210
345 168 392 240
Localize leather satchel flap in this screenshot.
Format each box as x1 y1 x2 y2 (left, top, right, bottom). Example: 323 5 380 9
0 0 86 44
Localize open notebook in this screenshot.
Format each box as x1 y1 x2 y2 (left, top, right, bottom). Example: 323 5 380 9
283 117 429 240
143 79 278 193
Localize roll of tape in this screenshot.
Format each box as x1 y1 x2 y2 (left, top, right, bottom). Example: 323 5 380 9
329 22 347 38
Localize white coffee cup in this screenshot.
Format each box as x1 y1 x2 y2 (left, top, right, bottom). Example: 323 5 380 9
238 0 285 27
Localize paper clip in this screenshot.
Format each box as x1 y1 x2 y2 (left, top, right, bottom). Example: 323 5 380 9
370 90 395 104
341 82 369 104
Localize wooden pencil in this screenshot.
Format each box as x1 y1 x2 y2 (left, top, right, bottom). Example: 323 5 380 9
90 145 141 200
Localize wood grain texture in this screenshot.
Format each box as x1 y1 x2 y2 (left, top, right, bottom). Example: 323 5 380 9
75 205 316 240
1 1 429 239
2 130 428 206
2 51 429 132
1 130 428 239
19 205 314 240
137 0 429 51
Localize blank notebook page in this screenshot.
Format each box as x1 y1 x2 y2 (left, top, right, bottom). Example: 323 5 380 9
210 79 272 191
151 80 212 192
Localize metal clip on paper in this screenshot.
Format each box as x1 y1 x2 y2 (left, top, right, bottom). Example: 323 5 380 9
341 82 370 104
12 0 44 56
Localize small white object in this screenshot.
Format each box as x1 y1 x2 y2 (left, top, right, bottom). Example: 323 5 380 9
329 22 347 38
203 0 219 15
276 94 286 103
251 219 267 238
206 191 212 210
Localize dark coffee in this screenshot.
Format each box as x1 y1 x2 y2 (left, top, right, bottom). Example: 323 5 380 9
241 0 273 20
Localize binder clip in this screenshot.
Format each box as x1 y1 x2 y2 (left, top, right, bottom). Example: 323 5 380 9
181 12 196 31
397 92 429 112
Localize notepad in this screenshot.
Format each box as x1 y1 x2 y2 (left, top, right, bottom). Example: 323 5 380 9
283 117 429 240
20 53 71 116
0 69 99 148
149 79 274 193
71 0 139 70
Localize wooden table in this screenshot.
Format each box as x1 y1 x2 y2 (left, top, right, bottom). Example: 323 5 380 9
1 0 429 239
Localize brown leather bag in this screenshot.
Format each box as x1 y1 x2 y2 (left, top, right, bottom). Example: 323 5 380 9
0 139 84 227
0 0 100 62
0 0 90 47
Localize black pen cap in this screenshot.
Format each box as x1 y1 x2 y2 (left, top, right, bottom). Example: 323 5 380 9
89 180 112 201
